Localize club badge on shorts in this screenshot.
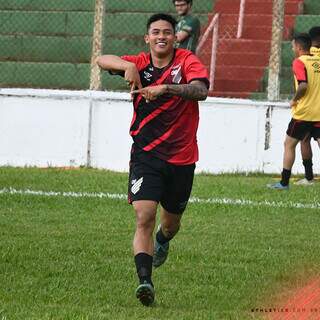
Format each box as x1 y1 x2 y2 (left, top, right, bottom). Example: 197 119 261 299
131 177 144 194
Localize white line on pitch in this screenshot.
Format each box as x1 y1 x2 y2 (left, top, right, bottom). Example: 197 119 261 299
0 187 319 210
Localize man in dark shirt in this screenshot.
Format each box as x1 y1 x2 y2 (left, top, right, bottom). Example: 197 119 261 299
173 0 200 53
97 13 208 306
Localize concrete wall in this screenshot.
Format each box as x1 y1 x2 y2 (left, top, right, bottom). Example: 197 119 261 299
0 88 319 174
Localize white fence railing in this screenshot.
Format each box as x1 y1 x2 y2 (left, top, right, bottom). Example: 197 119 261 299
237 0 246 38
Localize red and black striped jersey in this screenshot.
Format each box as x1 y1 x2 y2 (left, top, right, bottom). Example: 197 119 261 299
121 48 209 165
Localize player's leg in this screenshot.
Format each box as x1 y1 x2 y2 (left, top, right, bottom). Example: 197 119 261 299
296 135 314 184
133 200 157 306
153 163 195 267
281 134 300 186
314 123 320 149
301 122 320 182
133 200 157 256
153 209 182 268
159 208 182 241
128 149 164 306
268 119 309 189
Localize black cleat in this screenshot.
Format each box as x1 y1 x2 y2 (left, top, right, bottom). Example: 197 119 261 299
135 281 155 306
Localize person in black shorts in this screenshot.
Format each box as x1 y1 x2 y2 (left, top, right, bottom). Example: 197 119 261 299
97 13 209 306
295 26 320 185
268 34 320 190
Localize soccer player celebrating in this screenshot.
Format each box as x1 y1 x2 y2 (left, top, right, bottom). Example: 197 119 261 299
173 0 200 53
97 13 209 306
268 33 320 190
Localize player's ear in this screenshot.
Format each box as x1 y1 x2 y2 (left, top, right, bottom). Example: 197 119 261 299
144 34 150 44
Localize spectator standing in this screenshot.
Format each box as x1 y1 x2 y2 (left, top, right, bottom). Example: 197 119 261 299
173 0 200 53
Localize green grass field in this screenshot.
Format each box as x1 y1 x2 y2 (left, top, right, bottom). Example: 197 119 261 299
0 167 320 320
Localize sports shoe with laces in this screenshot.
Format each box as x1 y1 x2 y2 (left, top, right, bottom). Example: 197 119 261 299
294 178 314 186
267 181 289 190
153 226 169 268
135 281 155 306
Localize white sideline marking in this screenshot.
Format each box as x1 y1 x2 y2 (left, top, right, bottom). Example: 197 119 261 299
0 187 127 200
0 187 319 210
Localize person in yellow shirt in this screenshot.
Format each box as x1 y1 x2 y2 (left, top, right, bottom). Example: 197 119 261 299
296 26 320 185
268 33 320 190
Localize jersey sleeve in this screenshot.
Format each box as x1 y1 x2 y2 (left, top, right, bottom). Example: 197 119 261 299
183 53 210 88
121 53 148 71
292 58 308 82
109 53 148 77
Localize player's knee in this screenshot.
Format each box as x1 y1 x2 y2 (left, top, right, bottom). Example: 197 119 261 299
284 139 295 150
284 139 289 148
162 222 180 238
135 210 155 231
133 201 157 230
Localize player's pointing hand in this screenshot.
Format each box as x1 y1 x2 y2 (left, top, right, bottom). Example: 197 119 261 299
131 85 167 103
124 64 143 99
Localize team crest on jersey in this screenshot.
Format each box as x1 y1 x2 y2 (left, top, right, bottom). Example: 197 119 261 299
171 64 182 84
143 71 152 81
131 177 143 194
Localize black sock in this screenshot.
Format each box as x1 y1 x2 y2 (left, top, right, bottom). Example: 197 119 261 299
134 253 153 286
303 159 314 181
280 168 291 186
156 227 173 245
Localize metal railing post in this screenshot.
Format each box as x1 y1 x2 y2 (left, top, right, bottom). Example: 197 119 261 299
237 0 246 39
267 0 285 101
196 14 220 91
210 20 219 91
90 0 105 90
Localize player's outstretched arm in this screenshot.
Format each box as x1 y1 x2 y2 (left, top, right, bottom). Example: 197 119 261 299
97 55 142 91
131 80 208 102
97 55 131 72
166 80 208 101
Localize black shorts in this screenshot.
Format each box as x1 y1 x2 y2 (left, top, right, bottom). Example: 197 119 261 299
286 118 320 141
128 148 195 215
312 122 320 140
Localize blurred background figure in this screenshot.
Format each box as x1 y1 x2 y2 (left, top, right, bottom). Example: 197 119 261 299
173 0 200 53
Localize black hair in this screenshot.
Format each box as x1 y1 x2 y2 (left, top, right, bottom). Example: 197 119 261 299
293 33 312 51
309 26 320 41
146 13 177 32
172 0 193 4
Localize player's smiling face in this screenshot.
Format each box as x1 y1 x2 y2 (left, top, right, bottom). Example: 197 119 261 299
145 20 176 57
